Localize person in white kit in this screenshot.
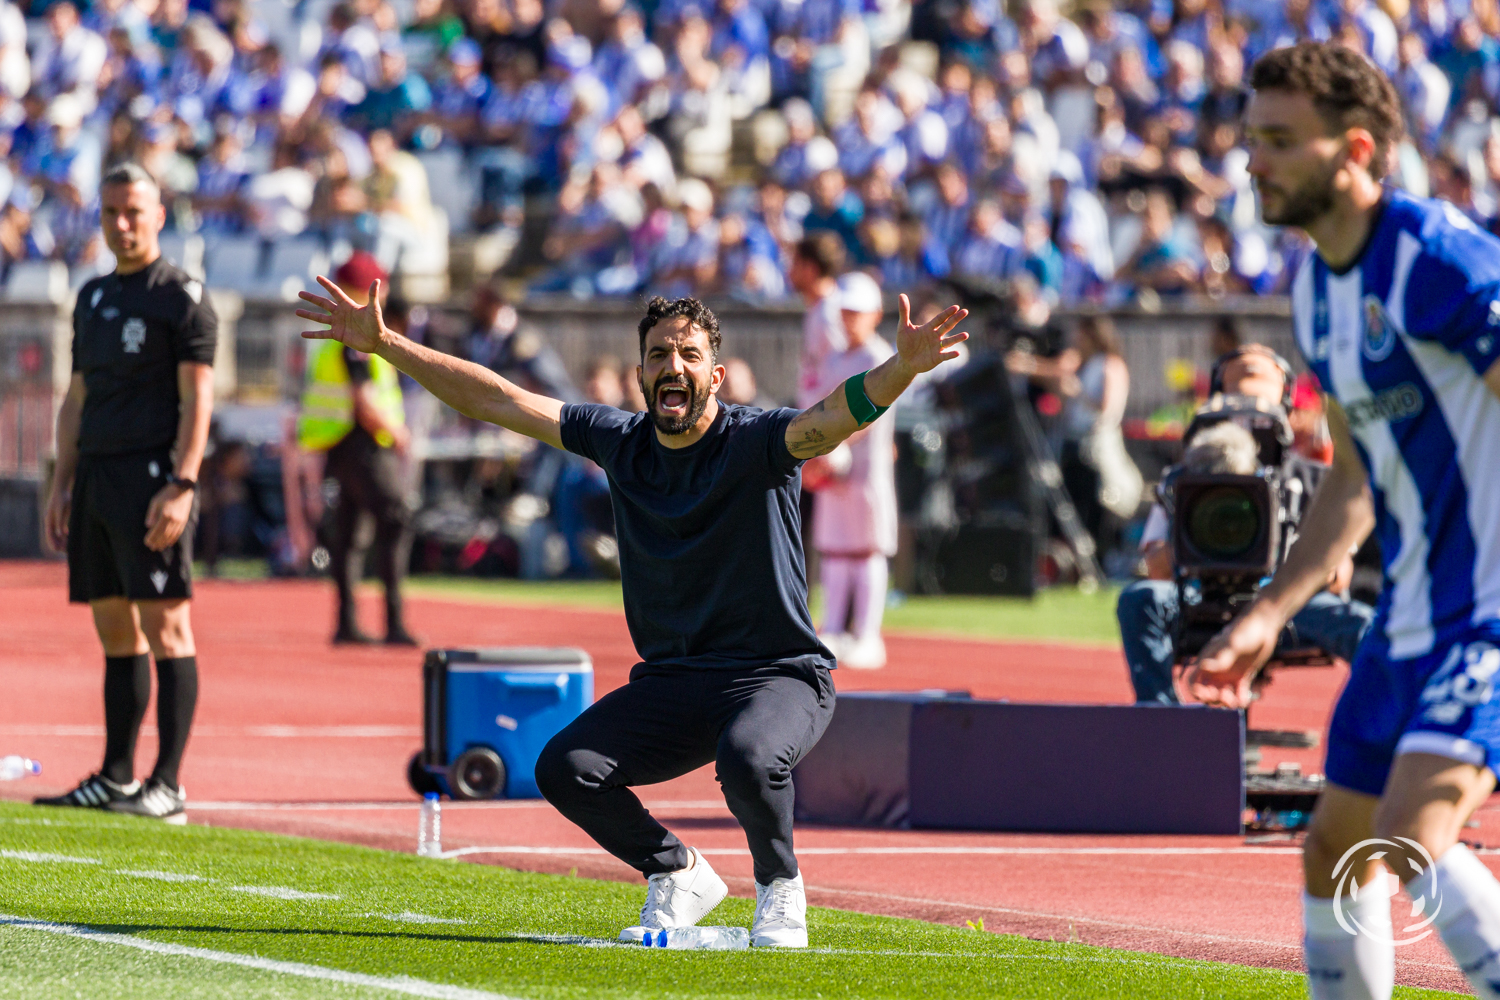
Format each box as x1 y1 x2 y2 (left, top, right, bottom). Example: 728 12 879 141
811 271 898 669
790 232 849 408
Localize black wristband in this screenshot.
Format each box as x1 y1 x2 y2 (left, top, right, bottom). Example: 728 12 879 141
168 475 196 492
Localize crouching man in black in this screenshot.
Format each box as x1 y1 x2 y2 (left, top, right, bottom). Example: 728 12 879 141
296 279 968 948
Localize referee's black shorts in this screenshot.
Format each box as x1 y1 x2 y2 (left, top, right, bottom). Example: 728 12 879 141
68 448 195 604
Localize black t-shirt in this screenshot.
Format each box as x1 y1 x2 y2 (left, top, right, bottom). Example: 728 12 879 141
561 401 833 672
337 345 377 451
72 256 217 457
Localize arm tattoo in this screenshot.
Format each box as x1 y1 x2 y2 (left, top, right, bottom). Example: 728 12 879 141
789 425 836 459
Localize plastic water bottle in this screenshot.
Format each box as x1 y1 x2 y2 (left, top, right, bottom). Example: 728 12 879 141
0 756 40 781
640 927 750 950
417 792 441 857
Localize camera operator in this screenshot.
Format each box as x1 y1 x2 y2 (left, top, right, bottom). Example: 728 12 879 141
1117 345 1374 704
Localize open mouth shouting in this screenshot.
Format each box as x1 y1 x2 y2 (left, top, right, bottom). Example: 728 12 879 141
647 375 705 435
657 381 691 419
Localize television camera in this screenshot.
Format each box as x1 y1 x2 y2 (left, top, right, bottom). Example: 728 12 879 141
1167 392 1315 661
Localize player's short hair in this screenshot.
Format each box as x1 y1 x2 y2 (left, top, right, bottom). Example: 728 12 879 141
637 296 721 362
100 161 160 196
1249 42 1405 180
794 231 846 279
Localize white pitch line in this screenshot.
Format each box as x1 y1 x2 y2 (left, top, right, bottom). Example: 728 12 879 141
0 912 523 1000
0 724 420 738
439 845 1302 859
503 931 1231 965
1 849 101 864
115 870 208 883
183 799 729 812
372 912 467 925
229 885 341 900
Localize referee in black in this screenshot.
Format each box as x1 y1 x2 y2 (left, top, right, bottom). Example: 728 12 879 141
298 276 967 948
37 162 217 823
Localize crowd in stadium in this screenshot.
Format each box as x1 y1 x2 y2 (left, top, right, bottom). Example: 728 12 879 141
3 0 1499 301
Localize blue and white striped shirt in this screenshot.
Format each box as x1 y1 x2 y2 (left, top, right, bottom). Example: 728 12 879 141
1293 189 1500 657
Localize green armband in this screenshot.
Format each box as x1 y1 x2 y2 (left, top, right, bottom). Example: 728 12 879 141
844 371 890 425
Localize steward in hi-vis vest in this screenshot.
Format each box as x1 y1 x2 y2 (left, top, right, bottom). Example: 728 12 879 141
298 251 417 647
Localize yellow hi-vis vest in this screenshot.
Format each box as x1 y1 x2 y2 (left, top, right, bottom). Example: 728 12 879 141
297 339 405 451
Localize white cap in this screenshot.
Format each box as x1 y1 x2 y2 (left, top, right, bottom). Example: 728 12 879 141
803 136 838 174
838 271 884 314
677 177 714 214
783 97 815 126
47 95 84 130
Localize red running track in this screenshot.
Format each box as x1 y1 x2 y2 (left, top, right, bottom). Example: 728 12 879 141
1 561 1491 993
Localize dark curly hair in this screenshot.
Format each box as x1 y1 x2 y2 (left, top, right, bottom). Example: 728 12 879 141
1250 42 1405 180
636 296 722 361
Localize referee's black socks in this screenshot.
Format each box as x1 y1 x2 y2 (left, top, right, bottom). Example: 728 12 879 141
152 657 198 791
102 654 150 786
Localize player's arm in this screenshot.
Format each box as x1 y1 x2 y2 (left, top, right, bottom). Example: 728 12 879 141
297 277 564 449
1187 397 1375 707
785 294 967 459
144 361 213 552
45 373 86 552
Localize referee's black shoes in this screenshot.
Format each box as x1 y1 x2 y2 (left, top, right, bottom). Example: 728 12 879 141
107 778 187 824
332 626 378 645
34 773 140 809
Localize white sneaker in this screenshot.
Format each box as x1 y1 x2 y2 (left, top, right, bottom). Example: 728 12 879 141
817 632 851 661
751 872 808 948
840 636 887 670
618 847 728 943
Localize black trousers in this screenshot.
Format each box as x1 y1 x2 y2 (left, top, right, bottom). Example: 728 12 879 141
325 433 412 631
535 662 836 885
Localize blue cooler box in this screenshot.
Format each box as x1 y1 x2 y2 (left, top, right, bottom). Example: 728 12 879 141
409 648 593 800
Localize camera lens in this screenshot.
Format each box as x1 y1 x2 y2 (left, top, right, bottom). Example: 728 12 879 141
1186 486 1261 560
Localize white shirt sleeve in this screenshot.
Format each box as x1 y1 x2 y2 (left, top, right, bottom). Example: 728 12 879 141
1140 504 1169 550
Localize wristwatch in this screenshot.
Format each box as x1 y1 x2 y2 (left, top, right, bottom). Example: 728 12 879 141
168 474 197 492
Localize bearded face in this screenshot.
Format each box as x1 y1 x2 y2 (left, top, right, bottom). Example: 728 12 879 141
643 363 712 435
1255 153 1341 227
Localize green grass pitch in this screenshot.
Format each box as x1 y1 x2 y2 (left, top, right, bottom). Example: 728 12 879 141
0 801 1464 999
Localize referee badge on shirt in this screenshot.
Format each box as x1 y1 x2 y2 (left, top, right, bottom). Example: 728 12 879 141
1362 295 1397 362
122 317 147 354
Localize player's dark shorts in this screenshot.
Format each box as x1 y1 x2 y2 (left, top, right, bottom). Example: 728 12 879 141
1325 618 1500 796
68 448 195 604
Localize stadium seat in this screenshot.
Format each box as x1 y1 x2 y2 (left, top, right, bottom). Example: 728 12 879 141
5 260 68 302
159 231 206 280
416 149 477 234
204 235 267 295
268 238 329 285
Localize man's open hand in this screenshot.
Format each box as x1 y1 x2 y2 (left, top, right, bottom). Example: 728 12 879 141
296 277 387 354
895 294 969 376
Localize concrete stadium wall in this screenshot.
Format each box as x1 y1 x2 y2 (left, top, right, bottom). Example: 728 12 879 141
3 292 1298 466
234 294 1298 418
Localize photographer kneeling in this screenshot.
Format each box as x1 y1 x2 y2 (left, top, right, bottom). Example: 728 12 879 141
1118 346 1374 704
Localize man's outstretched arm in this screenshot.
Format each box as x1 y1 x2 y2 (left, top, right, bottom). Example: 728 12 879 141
785 294 968 459
297 277 565 449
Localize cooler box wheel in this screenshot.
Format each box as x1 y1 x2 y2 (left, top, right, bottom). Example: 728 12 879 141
450 747 507 800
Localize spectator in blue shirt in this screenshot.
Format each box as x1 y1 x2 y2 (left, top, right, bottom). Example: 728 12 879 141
415 36 488 147
952 197 1024 279
1116 187 1197 296
802 166 864 259
345 42 432 137
194 127 249 232
924 162 971 249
